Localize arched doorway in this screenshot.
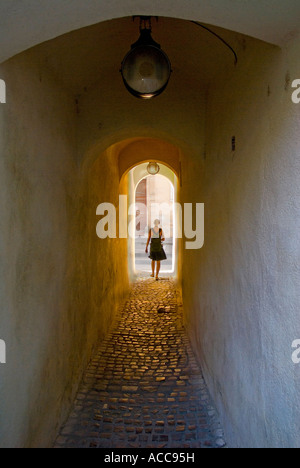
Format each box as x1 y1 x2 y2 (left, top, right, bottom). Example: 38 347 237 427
134 171 175 274
110 137 183 282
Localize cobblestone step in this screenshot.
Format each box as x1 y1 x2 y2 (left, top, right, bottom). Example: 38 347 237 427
54 277 226 449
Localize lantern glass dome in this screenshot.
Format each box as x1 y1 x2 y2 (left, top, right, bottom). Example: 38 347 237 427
147 162 160 175
121 28 171 99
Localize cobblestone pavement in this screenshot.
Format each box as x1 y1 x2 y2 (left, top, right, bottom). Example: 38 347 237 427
54 277 226 449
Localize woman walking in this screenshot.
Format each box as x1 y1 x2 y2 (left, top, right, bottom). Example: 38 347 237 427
145 219 167 280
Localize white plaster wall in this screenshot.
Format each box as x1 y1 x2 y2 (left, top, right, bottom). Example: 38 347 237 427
0 51 79 447
84 146 130 346
0 48 130 448
182 33 300 448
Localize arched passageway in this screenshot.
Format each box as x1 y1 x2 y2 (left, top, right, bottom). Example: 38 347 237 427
134 171 176 274
0 7 300 449
126 160 180 277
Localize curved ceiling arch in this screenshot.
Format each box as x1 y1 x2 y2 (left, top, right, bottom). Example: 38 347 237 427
80 126 195 180
1 0 300 64
118 138 181 181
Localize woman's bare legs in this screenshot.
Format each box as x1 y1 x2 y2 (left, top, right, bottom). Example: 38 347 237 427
156 261 161 279
151 261 155 277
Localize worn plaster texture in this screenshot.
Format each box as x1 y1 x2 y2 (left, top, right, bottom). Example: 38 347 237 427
0 50 129 448
182 34 300 448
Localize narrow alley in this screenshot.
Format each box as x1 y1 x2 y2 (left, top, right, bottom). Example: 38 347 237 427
1 2 300 449
54 277 226 449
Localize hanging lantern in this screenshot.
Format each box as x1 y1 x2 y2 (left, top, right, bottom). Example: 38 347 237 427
121 17 172 99
147 162 160 175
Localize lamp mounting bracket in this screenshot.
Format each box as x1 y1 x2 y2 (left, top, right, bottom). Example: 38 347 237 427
132 16 159 31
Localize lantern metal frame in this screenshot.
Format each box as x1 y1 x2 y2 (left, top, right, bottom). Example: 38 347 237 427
121 17 172 100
